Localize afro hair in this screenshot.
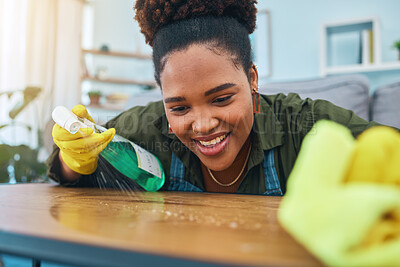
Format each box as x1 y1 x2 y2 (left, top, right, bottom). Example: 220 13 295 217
135 0 257 46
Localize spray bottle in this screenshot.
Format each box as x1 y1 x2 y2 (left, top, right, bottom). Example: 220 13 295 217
52 106 165 191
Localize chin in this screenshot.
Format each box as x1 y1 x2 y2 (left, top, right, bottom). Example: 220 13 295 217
199 154 235 171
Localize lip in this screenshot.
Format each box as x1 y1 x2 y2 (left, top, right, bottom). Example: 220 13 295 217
192 132 229 142
194 133 230 156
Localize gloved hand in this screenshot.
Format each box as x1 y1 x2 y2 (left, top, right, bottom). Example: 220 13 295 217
52 104 116 175
278 120 400 267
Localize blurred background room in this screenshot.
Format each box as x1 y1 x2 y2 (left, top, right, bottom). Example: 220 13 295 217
0 0 400 266
0 0 400 183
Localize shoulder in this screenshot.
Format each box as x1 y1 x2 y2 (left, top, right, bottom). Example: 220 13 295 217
261 92 364 123
124 100 165 117
260 92 347 115
260 93 376 138
105 100 166 139
260 93 316 116
259 93 331 139
261 92 312 106
107 100 164 123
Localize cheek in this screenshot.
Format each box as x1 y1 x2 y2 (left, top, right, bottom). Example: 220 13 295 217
230 96 254 128
165 113 193 140
229 106 254 133
215 98 253 134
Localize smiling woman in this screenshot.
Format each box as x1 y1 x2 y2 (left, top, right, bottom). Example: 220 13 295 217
160 44 256 192
46 0 380 195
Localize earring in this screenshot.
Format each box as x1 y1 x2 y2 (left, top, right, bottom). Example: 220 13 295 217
168 123 173 134
252 87 260 114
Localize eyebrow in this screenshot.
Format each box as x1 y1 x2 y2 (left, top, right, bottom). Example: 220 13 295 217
204 83 236 96
164 83 236 104
164 96 186 104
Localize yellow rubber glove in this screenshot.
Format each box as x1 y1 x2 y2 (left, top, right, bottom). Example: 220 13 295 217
278 120 400 267
52 104 116 175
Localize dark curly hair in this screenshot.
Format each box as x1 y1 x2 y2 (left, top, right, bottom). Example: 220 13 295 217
134 0 258 87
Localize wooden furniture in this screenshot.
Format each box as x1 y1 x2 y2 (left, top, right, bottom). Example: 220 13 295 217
81 49 155 87
80 49 156 113
0 184 322 266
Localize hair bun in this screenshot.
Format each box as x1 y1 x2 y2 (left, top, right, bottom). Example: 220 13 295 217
135 0 257 46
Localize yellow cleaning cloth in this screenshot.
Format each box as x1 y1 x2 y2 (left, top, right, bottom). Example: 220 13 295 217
278 120 400 267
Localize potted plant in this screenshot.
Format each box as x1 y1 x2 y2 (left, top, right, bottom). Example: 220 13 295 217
88 90 102 105
0 86 48 184
393 40 400 61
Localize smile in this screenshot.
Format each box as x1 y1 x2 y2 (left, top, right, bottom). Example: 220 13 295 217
197 133 228 147
193 133 231 157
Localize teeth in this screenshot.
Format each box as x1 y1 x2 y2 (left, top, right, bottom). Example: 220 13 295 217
198 134 227 146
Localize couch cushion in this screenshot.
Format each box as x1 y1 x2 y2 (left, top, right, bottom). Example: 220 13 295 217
371 81 400 128
259 75 370 121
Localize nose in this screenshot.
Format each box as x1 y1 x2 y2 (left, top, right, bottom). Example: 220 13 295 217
191 110 219 134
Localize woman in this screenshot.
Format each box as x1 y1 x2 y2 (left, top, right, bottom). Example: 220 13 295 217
47 0 379 194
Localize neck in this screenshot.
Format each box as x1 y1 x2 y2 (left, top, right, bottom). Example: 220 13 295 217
212 136 251 175
201 135 252 193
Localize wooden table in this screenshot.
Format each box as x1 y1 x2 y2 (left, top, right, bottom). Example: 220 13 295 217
0 184 322 267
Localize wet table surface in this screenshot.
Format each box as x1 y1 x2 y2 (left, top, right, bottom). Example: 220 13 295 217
0 184 322 266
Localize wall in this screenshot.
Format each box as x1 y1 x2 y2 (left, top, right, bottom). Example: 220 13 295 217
258 0 400 92
83 0 153 101
87 0 400 93
91 0 151 55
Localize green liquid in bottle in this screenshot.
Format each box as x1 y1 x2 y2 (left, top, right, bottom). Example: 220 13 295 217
96 127 165 192
51 106 165 191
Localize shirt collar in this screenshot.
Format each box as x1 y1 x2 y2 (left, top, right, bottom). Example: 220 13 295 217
253 95 285 150
242 96 284 171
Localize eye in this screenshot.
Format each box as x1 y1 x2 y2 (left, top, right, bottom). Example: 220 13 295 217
170 106 189 114
213 95 233 104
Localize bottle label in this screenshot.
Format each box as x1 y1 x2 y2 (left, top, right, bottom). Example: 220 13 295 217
131 143 162 179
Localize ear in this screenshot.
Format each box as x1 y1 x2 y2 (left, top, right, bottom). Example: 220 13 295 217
249 64 259 91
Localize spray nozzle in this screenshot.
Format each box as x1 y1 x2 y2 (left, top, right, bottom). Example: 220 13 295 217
52 106 94 134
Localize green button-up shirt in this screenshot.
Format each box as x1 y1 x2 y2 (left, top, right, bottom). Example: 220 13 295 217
46 93 379 194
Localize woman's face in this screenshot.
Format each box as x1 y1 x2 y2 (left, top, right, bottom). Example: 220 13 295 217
160 44 258 171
